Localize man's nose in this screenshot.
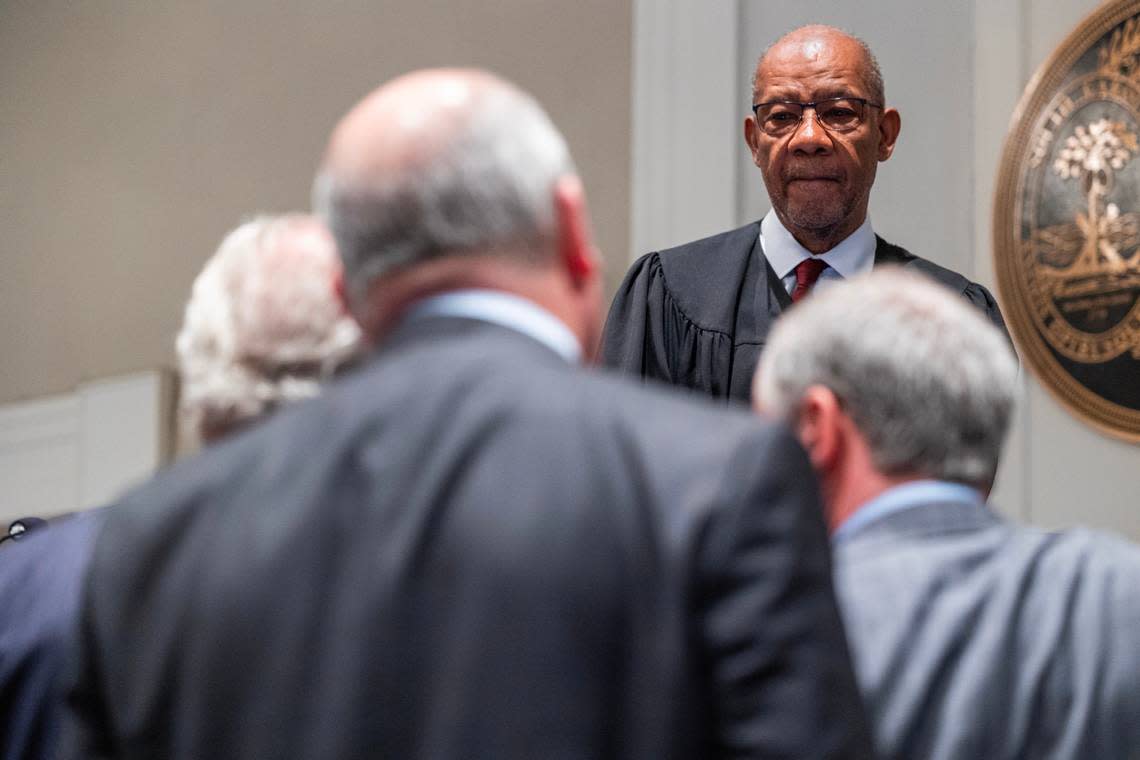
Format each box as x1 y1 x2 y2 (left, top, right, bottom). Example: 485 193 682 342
788 109 832 154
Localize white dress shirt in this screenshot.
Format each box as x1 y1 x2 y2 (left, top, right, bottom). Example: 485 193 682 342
759 209 876 295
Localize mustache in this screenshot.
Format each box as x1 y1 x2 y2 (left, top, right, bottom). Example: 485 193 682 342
783 169 843 181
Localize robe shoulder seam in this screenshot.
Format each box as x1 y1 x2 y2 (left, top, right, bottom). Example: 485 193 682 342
649 252 734 339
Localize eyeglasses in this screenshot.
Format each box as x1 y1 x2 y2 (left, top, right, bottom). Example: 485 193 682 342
751 97 883 137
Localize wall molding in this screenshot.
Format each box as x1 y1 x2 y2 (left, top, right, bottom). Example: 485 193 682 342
630 0 740 261
0 369 172 522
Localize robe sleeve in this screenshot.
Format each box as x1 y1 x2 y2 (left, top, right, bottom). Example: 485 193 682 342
961 281 1016 356
601 252 735 398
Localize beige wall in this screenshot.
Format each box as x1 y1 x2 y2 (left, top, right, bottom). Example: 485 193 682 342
0 1 632 405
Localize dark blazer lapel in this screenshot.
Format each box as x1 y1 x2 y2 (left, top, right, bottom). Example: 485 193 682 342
728 233 789 400
735 233 790 344
872 235 916 266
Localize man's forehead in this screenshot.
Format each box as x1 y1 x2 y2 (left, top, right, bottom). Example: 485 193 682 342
754 33 869 97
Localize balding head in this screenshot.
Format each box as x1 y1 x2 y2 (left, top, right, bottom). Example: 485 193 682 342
313 69 578 313
753 25 884 105
744 25 898 253
323 69 502 186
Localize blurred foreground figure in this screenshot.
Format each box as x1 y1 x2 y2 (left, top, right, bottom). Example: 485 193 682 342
0 213 358 760
176 213 363 444
61 69 873 759
0 512 100 760
754 269 1140 759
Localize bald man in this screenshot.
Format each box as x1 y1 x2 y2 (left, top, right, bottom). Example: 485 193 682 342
603 25 1008 402
59 70 873 759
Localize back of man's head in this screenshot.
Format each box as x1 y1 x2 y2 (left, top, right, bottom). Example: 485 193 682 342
754 269 1018 489
313 69 584 321
176 214 363 444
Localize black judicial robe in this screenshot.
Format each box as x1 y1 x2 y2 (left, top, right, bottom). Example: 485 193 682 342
602 221 1010 403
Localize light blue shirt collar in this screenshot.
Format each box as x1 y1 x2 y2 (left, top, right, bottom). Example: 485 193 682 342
402 289 582 364
759 209 876 294
832 480 985 544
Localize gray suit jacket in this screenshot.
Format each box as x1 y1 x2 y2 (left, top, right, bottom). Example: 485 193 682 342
834 498 1140 759
62 316 873 759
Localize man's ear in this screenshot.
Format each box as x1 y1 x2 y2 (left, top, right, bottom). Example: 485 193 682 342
333 267 385 345
794 385 846 474
744 115 763 166
877 108 901 162
553 175 599 286
333 267 350 315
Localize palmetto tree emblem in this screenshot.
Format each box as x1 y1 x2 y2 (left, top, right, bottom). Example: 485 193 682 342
1034 118 1140 282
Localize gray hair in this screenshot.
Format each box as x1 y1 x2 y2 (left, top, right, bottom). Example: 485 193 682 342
176 214 364 442
752 25 885 105
754 269 1017 488
312 85 576 307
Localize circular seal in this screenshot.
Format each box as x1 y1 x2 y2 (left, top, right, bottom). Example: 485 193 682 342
995 1 1140 442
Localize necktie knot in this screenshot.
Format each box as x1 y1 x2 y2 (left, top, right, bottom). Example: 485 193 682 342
792 258 829 303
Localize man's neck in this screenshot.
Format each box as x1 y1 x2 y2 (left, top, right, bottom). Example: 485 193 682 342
403 289 582 363
776 211 867 255
825 467 934 535
358 255 588 355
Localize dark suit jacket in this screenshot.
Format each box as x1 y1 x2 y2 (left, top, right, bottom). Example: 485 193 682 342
0 511 102 760
602 222 1010 402
61 316 873 759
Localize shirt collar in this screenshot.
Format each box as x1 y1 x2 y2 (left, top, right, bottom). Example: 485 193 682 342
759 208 877 280
832 479 985 544
402 289 582 364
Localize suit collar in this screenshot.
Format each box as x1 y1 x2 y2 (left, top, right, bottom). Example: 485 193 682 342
402 289 581 364
383 312 574 368
833 480 985 544
835 484 1001 550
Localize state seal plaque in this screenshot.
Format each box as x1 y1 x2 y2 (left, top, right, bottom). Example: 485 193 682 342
995 0 1140 442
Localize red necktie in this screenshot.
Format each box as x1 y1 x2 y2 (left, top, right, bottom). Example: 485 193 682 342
791 258 828 303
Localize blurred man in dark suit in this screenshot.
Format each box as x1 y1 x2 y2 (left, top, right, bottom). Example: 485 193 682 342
0 511 100 760
754 268 1140 759
61 69 873 759
0 213 360 760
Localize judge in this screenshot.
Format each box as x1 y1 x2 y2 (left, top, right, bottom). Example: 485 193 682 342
602 25 1008 402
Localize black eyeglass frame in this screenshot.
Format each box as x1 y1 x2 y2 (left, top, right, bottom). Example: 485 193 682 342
750 96 884 135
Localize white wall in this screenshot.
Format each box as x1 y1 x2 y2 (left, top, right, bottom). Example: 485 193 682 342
632 0 1139 539
0 371 171 524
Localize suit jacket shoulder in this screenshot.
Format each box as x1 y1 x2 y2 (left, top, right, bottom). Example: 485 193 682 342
0 510 103 760
835 503 1140 758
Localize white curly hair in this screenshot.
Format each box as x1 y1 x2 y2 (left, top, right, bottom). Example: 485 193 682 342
176 214 364 442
